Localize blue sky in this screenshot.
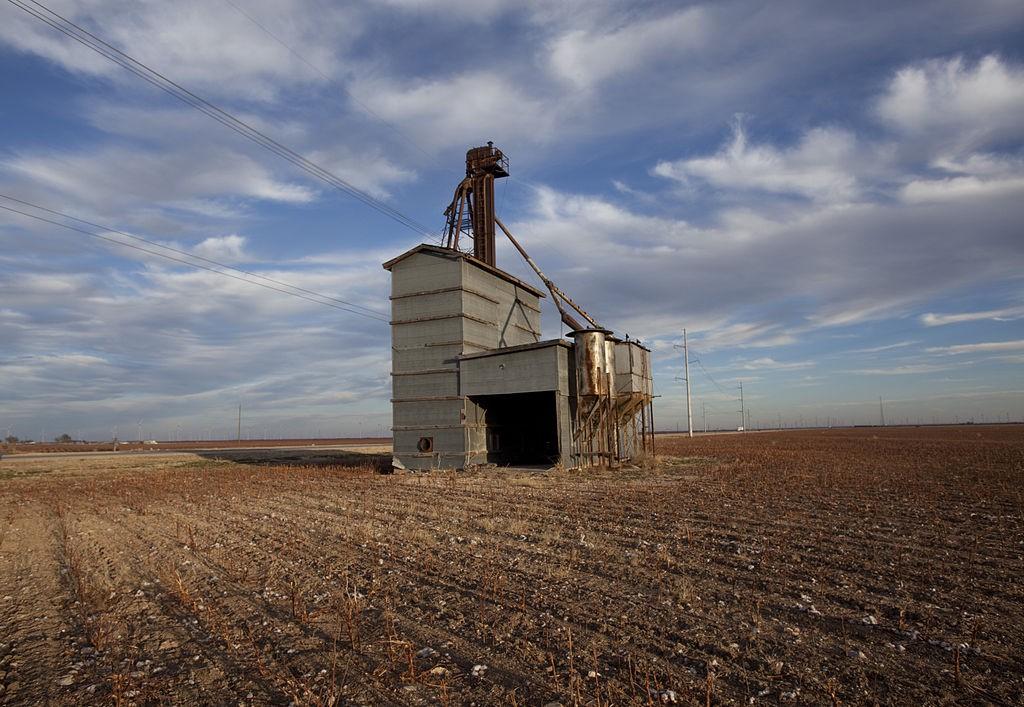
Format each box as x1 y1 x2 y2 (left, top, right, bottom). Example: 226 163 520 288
1 0 1023 440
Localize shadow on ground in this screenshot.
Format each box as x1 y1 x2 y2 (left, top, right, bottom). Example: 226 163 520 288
194 448 391 471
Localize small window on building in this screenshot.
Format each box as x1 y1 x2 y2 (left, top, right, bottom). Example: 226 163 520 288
417 436 433 453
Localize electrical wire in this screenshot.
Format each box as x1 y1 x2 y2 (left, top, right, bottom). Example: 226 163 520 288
220 0 440 169
6 0 437 239
0 193 386 319
0 202 390 323
691 353 731 397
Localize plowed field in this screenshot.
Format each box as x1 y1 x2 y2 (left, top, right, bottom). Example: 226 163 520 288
1 425 1022 705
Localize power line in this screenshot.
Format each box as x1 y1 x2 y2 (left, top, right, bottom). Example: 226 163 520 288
0 202 390 323
0 193 386 318
691 353 730 397
220 0 439 168
7 0 437 239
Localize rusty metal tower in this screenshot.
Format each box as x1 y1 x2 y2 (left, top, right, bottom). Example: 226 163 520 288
442 142 509 266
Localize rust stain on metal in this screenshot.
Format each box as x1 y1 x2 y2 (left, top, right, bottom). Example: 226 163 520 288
443 142 508 266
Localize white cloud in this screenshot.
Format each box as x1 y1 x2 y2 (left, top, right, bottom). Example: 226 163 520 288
654 121 862 202
698 323 798 351
35 353 109 367
735 357 815 371
377 0 507 20
0 239 392 438
305 146 416 200
901 174 1024 203
548 7 708 89
920 306 1024 326
192 235 248 262
78 101 417 203
5 145 316 213
351 72 555 150
0 0 360 100
847 364 955 376
932 152 1024 178
876 54 1024 153
654 55 1024 211
903 146 1024 206
926 339 1024 355
635 55 1024 335
611 179 656 204
805 296 924 329
847 340 918 354
504 148 1023 343
5 273 97 297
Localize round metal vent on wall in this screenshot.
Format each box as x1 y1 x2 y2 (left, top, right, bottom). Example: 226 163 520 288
417 436 433 453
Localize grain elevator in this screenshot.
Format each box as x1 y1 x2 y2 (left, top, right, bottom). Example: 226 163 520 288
385 144 654 470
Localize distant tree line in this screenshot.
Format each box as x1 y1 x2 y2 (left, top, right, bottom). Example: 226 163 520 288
3 434 75 444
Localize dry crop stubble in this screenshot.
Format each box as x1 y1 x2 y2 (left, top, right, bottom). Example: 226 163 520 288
0 426 1021 704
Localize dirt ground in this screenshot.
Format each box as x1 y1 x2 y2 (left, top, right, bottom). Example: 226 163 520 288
0 426 1021 705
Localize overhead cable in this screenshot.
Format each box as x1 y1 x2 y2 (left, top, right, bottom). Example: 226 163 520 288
6 0 436 239
220 0 439 168
692 354 731 397
0 202 390 323
0 193 386 318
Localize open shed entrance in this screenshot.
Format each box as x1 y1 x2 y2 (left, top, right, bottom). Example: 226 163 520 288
472 391 558 466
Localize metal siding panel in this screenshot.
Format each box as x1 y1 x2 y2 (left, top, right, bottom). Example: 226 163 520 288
461 262 510 297
461 289 499 323
390 252 461 297
393 400 463 427
500 304 541 346
613 342 653 396
391 290 463 320
460 347 563 395
392 318 462 348
556 345 571 395
463 318 498 348
392 370 459 398
392 344 461 374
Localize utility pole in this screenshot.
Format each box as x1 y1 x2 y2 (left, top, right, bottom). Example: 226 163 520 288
683 329 693 438
702 401 708 433
879 396 886 427
738 382 745 431
237 403 242 441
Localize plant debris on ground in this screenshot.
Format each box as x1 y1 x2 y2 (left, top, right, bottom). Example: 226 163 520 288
0 425 1021 705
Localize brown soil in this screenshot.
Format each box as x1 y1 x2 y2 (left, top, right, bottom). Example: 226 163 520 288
0 425 1021 705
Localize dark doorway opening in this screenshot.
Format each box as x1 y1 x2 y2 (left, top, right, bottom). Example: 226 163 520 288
471 391 558 465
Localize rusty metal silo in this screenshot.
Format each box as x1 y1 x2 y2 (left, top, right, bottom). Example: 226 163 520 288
573 329 610 398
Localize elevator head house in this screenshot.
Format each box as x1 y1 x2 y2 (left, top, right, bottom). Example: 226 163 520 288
384 143 655 471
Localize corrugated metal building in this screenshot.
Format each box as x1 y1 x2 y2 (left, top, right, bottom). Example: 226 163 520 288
384 244 653 471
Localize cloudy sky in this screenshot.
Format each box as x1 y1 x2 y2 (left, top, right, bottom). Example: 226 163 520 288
2 0 1023 440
